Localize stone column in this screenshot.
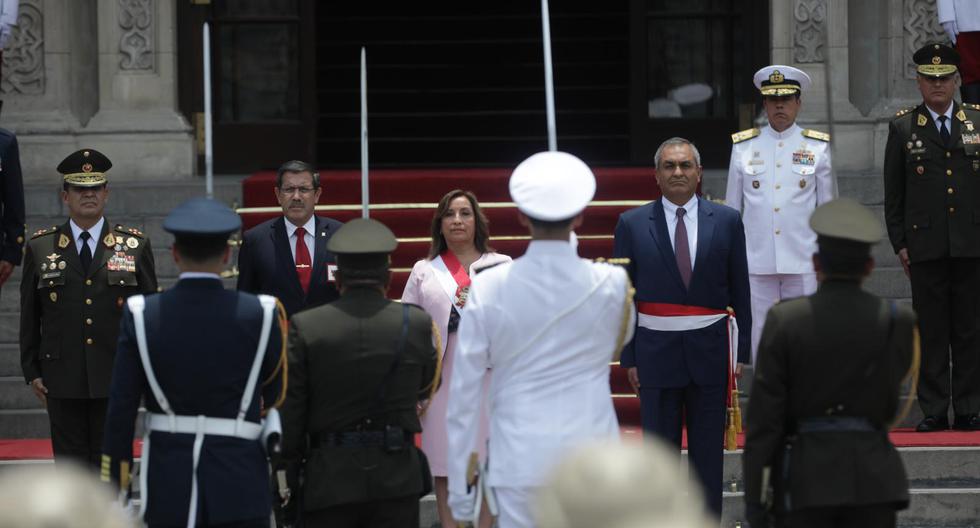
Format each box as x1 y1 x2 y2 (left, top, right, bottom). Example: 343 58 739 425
84 0 192 180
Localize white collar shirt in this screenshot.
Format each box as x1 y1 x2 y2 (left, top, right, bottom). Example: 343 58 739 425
284 216 316 263
178 272 221 281
927 102 955 133
447 240 635 517
661 194 698 269
70 217 105 256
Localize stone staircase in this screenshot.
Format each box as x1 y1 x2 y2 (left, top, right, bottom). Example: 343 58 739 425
0 172 977 527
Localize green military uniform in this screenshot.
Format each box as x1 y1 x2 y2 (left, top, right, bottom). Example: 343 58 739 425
280 218 438 527
882 43 980 430
744 199 917 528
19 149 157 467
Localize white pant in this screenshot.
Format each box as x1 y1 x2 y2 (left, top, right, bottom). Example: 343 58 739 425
749 273 817 364
494 486 540 528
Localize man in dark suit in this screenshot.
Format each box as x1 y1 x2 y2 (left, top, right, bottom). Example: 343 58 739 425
102 197 286 528
613 137 751 515
883 43 980 432
281 218 438 528
0 128 25 296
238 159 343 317
744 199 916 528
20 149 157 468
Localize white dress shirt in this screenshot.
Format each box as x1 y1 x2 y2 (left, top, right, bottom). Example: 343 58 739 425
661 194 698 269
70 217 105 256
725 123 836 275
447 240 635 519
284 216 316 263
926 102 955 134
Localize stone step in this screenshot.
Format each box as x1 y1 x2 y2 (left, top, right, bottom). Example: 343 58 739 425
0 344 19 377
0 376 36 409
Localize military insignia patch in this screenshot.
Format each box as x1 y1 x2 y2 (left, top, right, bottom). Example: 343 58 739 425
801 129 830 142
58 261 66 270
46 253 59 263
752 180 760 189
49 292 57 303
731 128 760 144
957 109 967 122
917 114 929 127
126 237 139 249
799 179 807 188
916 166 925 175
58 234 70 249
103 233 115 248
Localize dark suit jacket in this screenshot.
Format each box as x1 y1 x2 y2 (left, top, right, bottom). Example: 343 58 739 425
883 102 980 262
0 128 24 266
20 220 157 398
744 280 914 516
102 279 283 526
237 215 343 317
281 287 437 511
613 197 751 387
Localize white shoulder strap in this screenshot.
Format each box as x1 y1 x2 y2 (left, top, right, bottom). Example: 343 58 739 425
126 295 173 416
237 294 278 432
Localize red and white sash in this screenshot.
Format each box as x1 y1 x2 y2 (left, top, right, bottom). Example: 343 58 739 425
431 251 472 309
636 302 740 407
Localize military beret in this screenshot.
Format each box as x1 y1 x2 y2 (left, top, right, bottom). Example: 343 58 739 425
57 149 111 187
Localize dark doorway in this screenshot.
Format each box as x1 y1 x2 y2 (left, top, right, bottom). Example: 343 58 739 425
629 0 770 168
177 0 316 173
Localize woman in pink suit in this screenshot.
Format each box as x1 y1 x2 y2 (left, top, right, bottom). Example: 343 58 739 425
402 189 510 528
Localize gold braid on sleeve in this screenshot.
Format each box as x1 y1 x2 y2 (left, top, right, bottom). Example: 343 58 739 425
890 325 921 429
261 299 290 412
611 276 636 362
419 320 444 419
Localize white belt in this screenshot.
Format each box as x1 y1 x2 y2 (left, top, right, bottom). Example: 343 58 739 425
145 413 263 440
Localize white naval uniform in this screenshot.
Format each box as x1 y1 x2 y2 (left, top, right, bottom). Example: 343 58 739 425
446 240 635 528
725 123 836 363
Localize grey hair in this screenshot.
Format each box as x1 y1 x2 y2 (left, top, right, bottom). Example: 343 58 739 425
276 159 320 189
654 137 702 168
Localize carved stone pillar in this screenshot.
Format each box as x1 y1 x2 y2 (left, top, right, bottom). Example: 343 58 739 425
84 0 192 180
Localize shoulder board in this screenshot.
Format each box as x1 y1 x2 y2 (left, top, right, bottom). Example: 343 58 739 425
31 226 58 239
115 224 144 238
801 129 830 142
474 261 507 275
894 106 915 118
963 102 980 111
731 128 760 144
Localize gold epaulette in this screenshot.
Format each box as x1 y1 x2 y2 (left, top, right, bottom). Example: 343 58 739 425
801 129 830 142
894 106 915 117
964 102 980 111
731 128 760 144
115 224 144 238
30 226 57 239
593 257 630 266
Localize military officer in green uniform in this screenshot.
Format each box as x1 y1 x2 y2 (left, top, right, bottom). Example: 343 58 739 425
280 218 438 527
883 43 980 432
743 198 918 528
19 149 158 467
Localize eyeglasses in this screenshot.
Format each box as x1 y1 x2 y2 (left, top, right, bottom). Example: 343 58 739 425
280 186 315 196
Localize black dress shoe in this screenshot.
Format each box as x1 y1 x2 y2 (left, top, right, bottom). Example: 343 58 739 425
916 415 949 432
953 414 980 431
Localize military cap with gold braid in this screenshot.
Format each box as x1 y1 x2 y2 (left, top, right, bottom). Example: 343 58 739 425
754 65 812 96
57 148 111 187
913 43 959 78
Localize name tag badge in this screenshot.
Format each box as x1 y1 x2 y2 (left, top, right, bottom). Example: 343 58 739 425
327 263 337 282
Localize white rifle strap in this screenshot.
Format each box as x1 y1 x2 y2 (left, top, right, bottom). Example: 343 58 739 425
237 295 277 431
127 295 173 416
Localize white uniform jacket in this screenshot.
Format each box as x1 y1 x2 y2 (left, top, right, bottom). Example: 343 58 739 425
939 0 980 33
446 240 635 514
725 123 836 275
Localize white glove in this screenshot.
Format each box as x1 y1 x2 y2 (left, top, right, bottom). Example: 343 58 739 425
449 487 477 524
943 21 958 45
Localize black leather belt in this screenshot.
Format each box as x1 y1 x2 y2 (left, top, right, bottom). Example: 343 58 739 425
797 416 877 433
312 428 411 448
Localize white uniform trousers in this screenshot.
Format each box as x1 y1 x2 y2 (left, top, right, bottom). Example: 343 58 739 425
749 273 817 364
494 486 541 528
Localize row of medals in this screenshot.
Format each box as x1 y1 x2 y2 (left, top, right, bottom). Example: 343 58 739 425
39 234 139 273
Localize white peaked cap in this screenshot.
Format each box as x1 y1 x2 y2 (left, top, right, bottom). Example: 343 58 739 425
509 151 597 221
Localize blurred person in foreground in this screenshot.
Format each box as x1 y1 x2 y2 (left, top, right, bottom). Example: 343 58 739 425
744 198 917 528
0 463 132 528
401 189 510 528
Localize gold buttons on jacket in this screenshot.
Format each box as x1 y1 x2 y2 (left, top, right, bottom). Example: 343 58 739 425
86 338 93 345
778 141 783 147
85 298 92 305
947 152 952 158
913 224 919 230
85 279 92 286
86 318 93 325
947 169 953 176
949 207 956 213
775 229 781 235
948 187 955 194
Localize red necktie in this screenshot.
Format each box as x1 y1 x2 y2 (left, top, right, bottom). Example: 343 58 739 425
294 227 312 294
